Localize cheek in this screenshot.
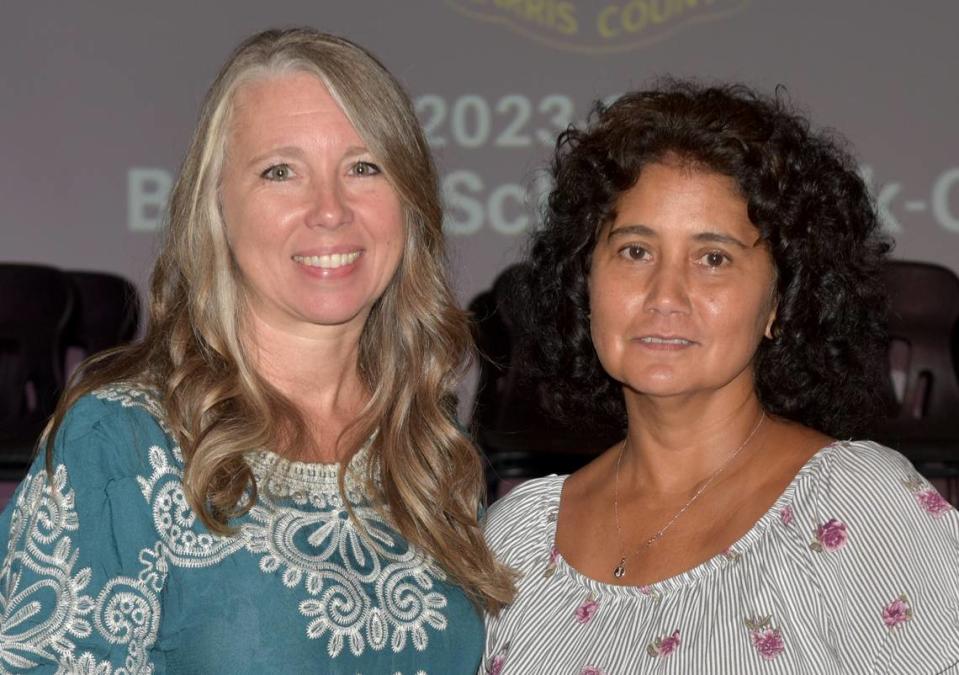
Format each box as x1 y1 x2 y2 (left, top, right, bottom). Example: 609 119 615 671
373 201 407 265
220 183 257 246
587 278 629 368
703 290 770 346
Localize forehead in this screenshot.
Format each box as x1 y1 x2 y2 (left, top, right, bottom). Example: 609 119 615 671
612 162 750 229
227 71 362 152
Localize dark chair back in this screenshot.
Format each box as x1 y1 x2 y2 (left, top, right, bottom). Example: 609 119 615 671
470 264 621 498
875 261 959 455
63 270 140 360
872 261 959 503
0 264 74 477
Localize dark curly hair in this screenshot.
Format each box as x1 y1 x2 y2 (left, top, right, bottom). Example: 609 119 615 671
510 80 891 439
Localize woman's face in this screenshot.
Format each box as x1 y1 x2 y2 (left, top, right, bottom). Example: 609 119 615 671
588 161 777 401
219 71 405 336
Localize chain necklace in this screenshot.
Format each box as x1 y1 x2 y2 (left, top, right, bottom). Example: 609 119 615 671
612 410 766 579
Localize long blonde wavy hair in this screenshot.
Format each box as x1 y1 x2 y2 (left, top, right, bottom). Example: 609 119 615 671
44 27 515 613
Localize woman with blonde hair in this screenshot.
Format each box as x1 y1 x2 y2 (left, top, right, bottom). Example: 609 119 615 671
0 27 513 673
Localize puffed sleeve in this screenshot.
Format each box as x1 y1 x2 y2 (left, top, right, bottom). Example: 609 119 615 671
0 394 167 673
810 441 959 674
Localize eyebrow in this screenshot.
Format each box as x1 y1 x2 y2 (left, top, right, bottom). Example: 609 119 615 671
246 145 306 168
607 224 751 249
245 144 372 168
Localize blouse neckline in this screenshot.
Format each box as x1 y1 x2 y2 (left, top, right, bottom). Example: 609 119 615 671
544 439 843 598
246 435 375 497
93 381 375 499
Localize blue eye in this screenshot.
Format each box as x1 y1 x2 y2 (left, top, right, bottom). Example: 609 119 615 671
261 164 293 181
352 161 382 176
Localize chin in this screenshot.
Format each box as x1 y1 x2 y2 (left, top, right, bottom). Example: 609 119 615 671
629 383 694 399
620 368 698 399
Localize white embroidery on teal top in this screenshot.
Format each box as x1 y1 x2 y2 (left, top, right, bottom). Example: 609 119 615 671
0 383 452 670
0 466 156 673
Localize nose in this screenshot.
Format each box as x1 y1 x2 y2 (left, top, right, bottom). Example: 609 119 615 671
306 178 352 229
643 261 691 316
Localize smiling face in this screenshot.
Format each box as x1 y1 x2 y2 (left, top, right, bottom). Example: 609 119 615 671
588 160 777 402
219 71 405 337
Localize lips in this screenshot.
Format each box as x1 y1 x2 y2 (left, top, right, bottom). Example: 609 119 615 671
638 336 695 346
292 251 361 269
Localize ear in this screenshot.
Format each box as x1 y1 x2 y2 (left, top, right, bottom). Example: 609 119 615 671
764 303 777 340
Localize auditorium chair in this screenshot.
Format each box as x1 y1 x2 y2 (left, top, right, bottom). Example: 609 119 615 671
62 270 140 371
0 264 74 481
872 261 959 503
470 264 621 500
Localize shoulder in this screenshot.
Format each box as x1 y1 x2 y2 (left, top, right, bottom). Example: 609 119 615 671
484 475 564 565
820 439 917 483
800 441 959 668
48 382 175 483
798 438 959 571
814 440 956 524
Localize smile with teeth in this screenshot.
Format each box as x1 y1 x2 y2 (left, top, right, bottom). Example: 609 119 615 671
639 336 694 345
292 252 361 269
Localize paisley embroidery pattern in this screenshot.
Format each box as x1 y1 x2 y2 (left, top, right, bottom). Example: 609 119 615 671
0 384 450 670
0 466 157 673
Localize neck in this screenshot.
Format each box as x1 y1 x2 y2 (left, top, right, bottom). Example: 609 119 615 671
243 309 369 461
619 379 766 495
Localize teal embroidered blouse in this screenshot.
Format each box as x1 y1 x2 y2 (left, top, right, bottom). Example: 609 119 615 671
0 384 483 674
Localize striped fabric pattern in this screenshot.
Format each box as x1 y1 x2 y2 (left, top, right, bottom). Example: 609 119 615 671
482 441 959 674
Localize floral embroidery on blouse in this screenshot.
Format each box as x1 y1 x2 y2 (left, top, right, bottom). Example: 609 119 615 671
780 505 795 526
580 667 604 675
722 547 742 563
809 518 848 552
487 642 508 675
902 475 953 518
646 630 681 657
638 584 663 603
883 594 913 628
745 616 785 660
916 489 952 517
575 593 599 624
544 545 559 578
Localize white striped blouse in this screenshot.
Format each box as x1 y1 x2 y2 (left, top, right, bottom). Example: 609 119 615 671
481 441 959 674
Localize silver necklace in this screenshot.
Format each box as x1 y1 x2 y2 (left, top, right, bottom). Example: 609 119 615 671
612 410 766 579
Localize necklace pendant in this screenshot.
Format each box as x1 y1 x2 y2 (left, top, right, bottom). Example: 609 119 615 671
613 559 626 579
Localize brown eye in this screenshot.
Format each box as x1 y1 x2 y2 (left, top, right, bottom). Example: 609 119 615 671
703 251 730 267
620 245 649 261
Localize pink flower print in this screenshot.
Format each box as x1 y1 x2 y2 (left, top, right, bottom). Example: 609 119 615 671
903 474 954 517
745 616 785 661
810 518 848 553
638 584 663 603
544 545 560 578
575 594 599 624
580 667 603 675
752 628 785 660
916 489 952 518
487 643 509 675
722 547 742 563
659 631 681 656
780 505 795 526
883 594 913 628
646 630 681 657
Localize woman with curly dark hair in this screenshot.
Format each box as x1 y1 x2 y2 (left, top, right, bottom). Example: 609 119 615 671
481 81 959 673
